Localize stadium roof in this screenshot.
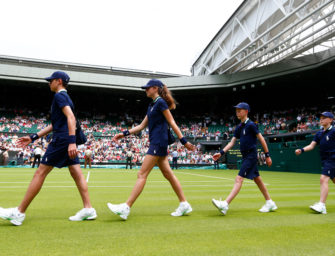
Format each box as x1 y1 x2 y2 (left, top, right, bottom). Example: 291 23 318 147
0 46 334 91
191 0 335 76
0 55 181 91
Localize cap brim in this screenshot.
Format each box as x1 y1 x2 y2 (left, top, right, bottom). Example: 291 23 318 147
320 113 334 118
45 76 54 81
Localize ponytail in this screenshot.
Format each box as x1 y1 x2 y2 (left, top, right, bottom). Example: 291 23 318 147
158 85 177 110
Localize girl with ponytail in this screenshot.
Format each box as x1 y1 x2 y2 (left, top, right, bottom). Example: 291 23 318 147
108 79 195 220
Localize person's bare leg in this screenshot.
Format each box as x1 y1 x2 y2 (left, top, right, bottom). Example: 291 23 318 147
225 175 244 204
68 164 92 208
157 156 186 202
126 155 158 207
320 175 330 203
254 176 271 200
18 164 54 213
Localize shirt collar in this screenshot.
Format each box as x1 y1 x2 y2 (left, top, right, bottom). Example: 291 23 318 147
153 96 161 103
243 118 249 124
57 89 67 93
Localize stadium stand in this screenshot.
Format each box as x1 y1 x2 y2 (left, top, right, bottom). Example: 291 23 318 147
0 105 327 167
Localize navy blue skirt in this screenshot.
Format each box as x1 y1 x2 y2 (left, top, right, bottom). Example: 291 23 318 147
147 144 168 157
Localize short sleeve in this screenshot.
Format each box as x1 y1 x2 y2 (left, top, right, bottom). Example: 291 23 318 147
156 99 169 112
54 93 69 109
250 123 260 135
313 132 321 144
234 126 240 139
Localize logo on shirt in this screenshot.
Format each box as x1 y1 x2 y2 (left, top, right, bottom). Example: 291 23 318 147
243 129 246 135
326 136 329 141
154 150 156 154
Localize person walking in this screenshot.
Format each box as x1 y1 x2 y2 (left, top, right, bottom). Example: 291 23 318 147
107 79 195 220
212 102 277 215
295 112 335 214
0 71 97 226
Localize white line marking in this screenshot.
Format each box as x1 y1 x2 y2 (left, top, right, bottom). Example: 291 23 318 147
0 184 257 189
0 180 225 184
174 171 261 184
86 171 91 183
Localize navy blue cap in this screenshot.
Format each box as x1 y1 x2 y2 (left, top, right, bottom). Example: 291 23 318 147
234 102 250 111
320 112 334 119
45 71 70 84
141 79 163 89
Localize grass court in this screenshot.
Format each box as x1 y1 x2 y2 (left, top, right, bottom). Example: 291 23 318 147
0 167 334 256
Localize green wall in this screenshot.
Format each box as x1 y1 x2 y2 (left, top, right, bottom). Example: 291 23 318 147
226 136 322 174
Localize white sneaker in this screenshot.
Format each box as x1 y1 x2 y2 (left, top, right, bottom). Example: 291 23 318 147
259 200 278 213
212 199 229 215
310 202 327 214
171 202 192 217
107 203 130 220
69 208 97 221
0 207 25 226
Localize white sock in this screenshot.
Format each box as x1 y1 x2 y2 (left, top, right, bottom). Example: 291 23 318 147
266 200 273 203
180 201 188 206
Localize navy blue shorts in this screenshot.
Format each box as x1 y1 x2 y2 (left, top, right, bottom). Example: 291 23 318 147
147 144 168 157
238 150 260 180
41 137 79 168
321 160 335 179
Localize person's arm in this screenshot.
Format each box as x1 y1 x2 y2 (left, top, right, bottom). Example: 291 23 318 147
16 124 53 148
112 116 148 142
61 106 77 159
295 141 317 155
162 109 195 151
256 133 272 167
212 137 237 161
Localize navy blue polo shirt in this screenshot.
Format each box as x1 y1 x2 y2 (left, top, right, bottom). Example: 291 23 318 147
313 126 335 159
147 97 169 147
51 90 74 137
234 118 260 152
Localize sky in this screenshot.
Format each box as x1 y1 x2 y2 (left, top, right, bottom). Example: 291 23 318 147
0 0 244 75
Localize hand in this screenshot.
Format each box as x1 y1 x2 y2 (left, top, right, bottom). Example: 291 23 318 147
295 149 302 156
184 142 196 151
212 153 222 161
68 143 78 159
16 136 32 148
112 133 124 143
266 157 272 167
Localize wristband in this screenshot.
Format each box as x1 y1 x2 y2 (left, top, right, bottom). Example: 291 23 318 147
180 137 187 145
264 152 270 158
123 130 130 136
219 150 225 156
300 148 305 153
29 133 39 142
68 135 76 144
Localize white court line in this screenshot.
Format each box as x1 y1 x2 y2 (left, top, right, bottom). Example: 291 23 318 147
0 180 225 184
173 171 264 184
86 171 91 183
0 184 256 189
